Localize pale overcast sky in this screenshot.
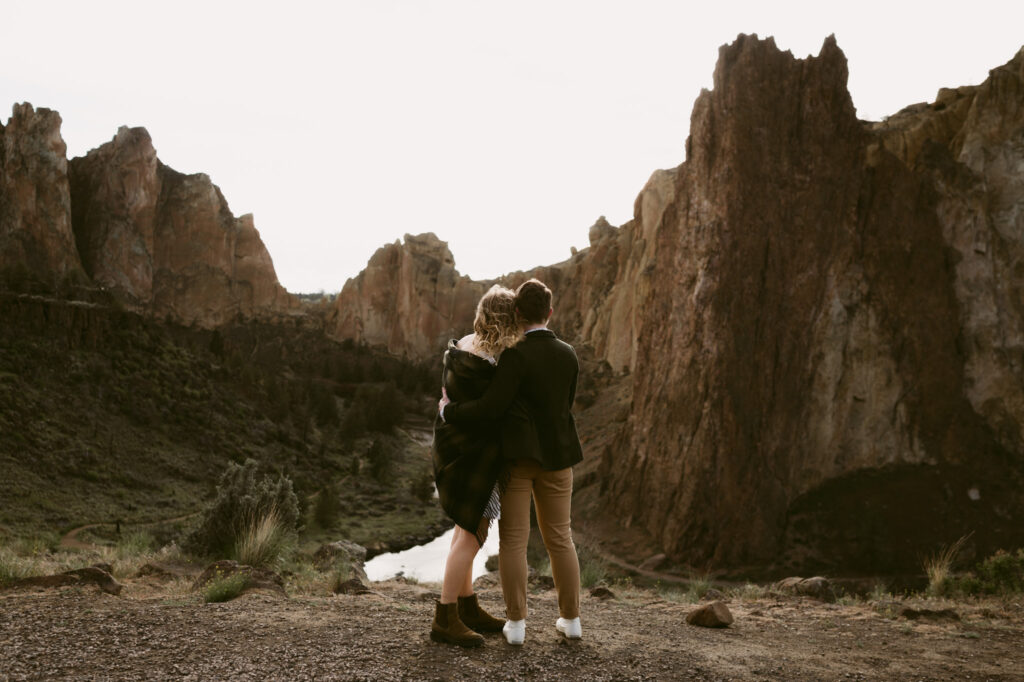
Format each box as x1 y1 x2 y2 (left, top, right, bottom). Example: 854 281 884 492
3 1 1021 293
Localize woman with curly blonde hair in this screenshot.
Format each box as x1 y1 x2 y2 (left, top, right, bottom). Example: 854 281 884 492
429 285 522 647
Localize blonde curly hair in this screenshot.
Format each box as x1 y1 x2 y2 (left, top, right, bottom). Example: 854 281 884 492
472 285 522 358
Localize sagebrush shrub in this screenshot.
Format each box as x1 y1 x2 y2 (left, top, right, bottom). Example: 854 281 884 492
203 571 249 603
185 459 300 559
976 548 1024 594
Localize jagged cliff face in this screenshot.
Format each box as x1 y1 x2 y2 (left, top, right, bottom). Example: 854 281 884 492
508 169 672 373
601 36 1024 575
0 104 84 283
4 36 1023 575
325 233 486 358
65 125 296 325
2 108 296 327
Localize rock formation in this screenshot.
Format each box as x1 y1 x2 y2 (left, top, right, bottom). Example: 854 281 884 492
325 233 486 358
4 35 1024 577
601 35 1024 575
69 126 296 325
0 103 84 285
326 217 657 369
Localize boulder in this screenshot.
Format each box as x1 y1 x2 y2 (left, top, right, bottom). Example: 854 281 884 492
473 572 500 590
313 539 369 582
5 563 122 595
527 567 555 590
136 560 202 580
686 601 734 628
62 566 123 595
193 560 285 596
333 577 372 595
774 577 836 603
700 588 727 602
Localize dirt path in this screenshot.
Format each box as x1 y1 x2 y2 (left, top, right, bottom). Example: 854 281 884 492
1 576 1021 681
59 513 199 551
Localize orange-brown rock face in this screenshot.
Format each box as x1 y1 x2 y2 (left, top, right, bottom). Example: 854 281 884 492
325 219 655 369
602 36 1024 576
0 103 84 284
69 127 296 326
325 233 486 358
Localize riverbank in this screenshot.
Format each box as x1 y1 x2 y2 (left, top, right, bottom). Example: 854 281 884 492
2 571 1022 680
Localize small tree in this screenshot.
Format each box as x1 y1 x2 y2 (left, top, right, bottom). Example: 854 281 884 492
340 402 368 439
409 469 435 504
314 482 343 529
366 439 397 483
363 383 405 433
313 384 339 427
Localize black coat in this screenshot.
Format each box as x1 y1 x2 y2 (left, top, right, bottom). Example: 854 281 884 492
432 340 505 544
442 329 583 471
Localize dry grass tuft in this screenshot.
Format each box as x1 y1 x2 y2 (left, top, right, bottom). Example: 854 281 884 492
924 534 972 596
234 507 293 569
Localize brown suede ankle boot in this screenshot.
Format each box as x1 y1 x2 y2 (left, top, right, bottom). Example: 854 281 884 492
430 601 485 647
457 593 506 633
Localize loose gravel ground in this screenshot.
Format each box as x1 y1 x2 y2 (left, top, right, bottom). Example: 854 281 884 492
1 578 1022 681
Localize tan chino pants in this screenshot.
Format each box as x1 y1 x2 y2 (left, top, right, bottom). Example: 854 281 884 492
498 459 580 621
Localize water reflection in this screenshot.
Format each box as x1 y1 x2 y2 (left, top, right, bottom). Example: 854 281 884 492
364 526 501 583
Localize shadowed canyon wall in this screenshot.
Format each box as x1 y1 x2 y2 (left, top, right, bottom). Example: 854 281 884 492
600 36 1024 575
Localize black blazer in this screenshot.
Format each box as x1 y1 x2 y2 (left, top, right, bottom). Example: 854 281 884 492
442 329 584 471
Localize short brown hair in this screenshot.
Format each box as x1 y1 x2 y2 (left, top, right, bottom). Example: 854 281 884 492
515 278 552 324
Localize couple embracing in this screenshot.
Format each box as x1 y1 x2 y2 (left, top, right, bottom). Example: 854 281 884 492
431 278 584 647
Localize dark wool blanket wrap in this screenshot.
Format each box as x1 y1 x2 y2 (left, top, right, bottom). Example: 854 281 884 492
432 340 506 546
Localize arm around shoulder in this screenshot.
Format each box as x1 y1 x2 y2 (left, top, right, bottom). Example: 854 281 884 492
442 348 524 425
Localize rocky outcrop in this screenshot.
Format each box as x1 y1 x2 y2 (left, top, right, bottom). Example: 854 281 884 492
325 233 486 359
601 36 1024 576
68 126 297 326
0 103 84 285
326 218 657 369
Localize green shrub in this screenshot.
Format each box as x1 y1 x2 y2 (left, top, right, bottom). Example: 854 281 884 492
116 530 155 559
203 572 249 603
685 574 712 601
0 547 30 587
185 459 300 559
976 548 1024 594
577 545 608 589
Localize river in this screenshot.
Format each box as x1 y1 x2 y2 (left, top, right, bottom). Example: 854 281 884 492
364 526 501 583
